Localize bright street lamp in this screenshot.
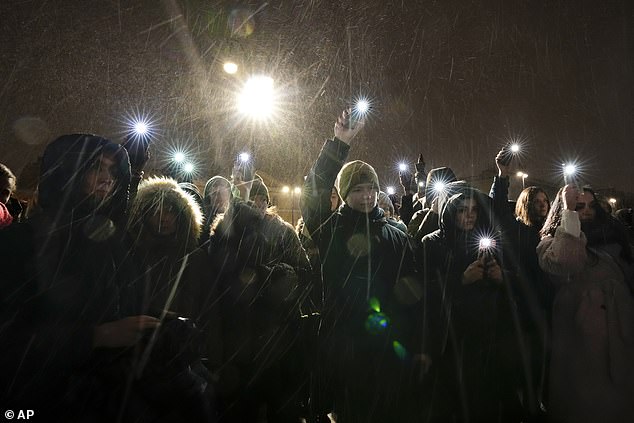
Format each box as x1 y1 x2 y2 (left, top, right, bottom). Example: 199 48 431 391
237 75 277 121
223 62 238 74
516 171 528 189
281 185 302 223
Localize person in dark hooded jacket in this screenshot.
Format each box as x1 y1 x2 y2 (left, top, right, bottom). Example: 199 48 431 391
419 186 523 423
200 176 232 245
127 176 205 316
0 134 160 421
208 191 311 422
300 110 422 423
126 176 217 421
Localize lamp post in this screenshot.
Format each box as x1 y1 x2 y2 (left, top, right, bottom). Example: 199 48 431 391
282 186 302 224
516 171 528 189
609 198 617 211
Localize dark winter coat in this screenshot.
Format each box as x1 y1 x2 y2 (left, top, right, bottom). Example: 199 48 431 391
208 199 311 391
490 176 553 327
419 187 522 423
300 138 421 422
0 135 138 416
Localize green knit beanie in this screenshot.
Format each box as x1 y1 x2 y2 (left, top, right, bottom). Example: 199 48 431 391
336 160 380 201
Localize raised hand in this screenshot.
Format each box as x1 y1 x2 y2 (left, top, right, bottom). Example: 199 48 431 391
495 148 511 178
334 108 365 144
93 315 160 348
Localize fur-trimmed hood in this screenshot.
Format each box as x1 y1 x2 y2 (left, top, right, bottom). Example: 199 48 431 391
127 176 203 253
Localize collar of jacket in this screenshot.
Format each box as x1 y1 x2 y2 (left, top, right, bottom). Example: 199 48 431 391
338 204 386 223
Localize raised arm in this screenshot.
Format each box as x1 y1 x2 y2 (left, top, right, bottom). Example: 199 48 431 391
537 185 587 276
300 109 364 238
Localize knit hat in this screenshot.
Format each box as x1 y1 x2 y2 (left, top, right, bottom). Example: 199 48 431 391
336 160 379 200
250 177 270 203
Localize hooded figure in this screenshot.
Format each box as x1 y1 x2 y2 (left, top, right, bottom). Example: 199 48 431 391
0 134 159 419
127 176 204 316
419 186 523 423
208 197 311 422
126 176 217 421
201 175 232 244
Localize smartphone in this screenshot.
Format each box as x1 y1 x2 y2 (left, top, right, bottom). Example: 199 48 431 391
478 238 497 262
234 155 254 182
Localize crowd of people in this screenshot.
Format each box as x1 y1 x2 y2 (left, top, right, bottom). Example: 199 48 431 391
1 109 633 423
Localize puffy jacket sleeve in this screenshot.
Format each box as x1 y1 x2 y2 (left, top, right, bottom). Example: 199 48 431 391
537 211 587 277
300 138 350 241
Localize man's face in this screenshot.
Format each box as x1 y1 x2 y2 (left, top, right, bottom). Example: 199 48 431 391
81 154 117 206
0 176 14 205
345 183 378 213
532 192 549 219
455 198 478 231
575 191 596 223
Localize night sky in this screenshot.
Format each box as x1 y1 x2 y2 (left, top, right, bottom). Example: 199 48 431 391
1 0 632 195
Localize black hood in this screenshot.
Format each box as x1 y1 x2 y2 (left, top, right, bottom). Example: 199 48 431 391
38 134 130 222
439 185 493 238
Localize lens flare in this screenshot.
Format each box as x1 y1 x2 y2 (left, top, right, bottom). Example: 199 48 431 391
386 186 396 195
369 297 381 313
479 237 495 250
121 109 158 142
563 163 576 176
398 163 408 172
183 162 195 173
355 99 370 114
365 312 390 335
173 152 186 163
392 341 408 360
433 181 446 194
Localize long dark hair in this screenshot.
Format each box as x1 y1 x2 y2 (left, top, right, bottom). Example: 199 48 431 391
515 186 549 227
540 186 632 264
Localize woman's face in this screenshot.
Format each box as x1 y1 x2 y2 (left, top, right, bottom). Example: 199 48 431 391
455 198 478 231
148 206 178 235
575 191 596 222
531 191 549 219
